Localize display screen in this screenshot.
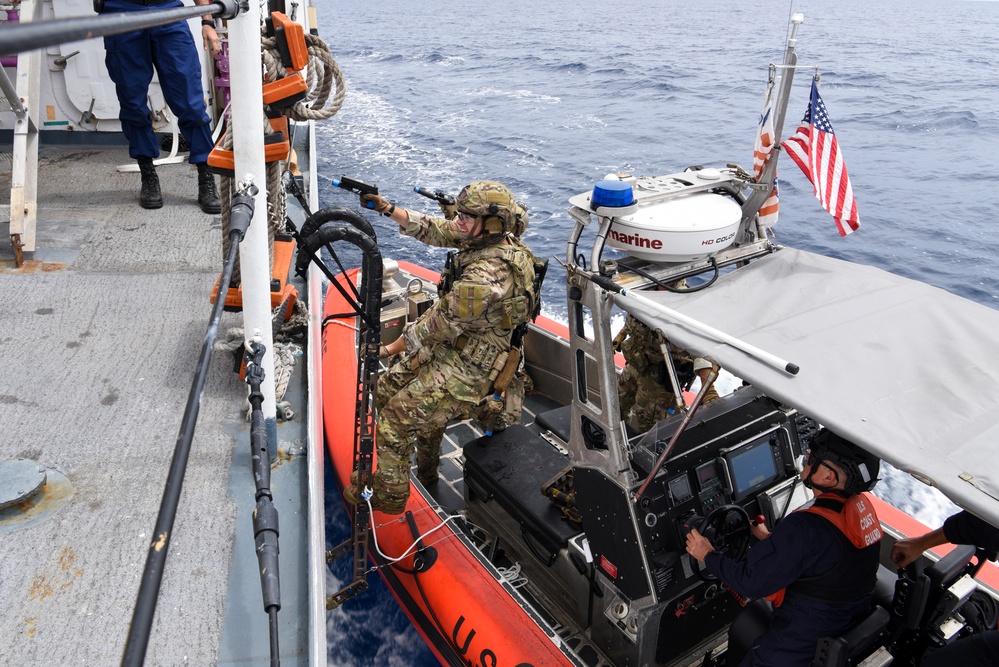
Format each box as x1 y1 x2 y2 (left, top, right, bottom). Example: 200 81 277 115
729 437 780 498
696 461 719 488
668 474 692 503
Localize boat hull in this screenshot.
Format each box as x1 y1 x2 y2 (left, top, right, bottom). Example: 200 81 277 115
322 262 577 666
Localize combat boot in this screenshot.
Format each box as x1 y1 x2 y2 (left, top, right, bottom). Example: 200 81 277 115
416 460 439 488
137 158 163 209
196 162 221 214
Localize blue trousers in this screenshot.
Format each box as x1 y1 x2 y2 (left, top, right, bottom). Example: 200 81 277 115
103 0 214 164
739 594 872 667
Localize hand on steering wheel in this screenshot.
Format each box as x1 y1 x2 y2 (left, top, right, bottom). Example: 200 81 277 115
686 504 752 581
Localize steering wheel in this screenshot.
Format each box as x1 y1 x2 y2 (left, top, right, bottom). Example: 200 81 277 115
690 504 751 581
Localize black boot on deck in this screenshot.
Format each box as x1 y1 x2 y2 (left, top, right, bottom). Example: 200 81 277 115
137 158 163 210
197 162 221 214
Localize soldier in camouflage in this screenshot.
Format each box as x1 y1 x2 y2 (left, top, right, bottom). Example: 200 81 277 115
615 313 720 432
346 181 541 514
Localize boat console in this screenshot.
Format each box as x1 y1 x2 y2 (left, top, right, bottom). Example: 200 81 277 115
540 170 818 663
574 387 813 664
464 384 818 665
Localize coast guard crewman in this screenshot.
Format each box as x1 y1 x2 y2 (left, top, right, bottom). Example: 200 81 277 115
891 510 999 667
100 0 221 213
344 181 541 514
686 430 883 666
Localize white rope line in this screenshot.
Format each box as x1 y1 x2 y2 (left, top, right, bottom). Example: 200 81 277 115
362 490 465 564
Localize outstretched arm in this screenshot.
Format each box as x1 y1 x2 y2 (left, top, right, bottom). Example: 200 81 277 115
891 510 999 568
891 527 948 568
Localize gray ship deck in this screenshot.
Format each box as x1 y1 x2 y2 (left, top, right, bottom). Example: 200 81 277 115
0 142 313 665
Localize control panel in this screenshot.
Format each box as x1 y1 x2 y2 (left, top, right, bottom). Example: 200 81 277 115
628 386 803 601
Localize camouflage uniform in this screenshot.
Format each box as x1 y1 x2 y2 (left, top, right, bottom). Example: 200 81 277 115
617 314 719 432
372 208 539 512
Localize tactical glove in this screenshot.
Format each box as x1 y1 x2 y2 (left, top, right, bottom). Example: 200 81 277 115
361 193 391 213
439 201 458 220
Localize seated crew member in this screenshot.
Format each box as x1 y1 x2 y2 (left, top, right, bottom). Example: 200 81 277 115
614 310 719 432
891 511 999 667
344 181 541 514
686 430 883 667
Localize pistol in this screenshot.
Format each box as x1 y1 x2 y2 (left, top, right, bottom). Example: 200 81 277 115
333 175 379 207
414 186 455 207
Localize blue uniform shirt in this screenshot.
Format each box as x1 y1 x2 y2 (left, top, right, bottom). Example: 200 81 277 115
705 511 874 666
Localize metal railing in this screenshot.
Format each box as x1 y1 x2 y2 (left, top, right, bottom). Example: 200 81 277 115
0 0 242 56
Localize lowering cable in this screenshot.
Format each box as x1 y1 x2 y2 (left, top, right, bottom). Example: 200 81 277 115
356 490 463 566
244 340 282 667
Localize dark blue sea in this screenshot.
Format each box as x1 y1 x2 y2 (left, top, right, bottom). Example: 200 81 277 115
315 1 999 664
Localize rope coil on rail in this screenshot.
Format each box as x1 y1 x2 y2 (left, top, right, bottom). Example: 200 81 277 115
261 31 346 122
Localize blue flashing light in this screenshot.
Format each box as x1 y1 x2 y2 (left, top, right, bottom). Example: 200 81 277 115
591 180 635 209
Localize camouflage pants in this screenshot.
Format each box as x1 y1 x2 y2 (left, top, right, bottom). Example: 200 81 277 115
374 353 527 505
618 364 719 432
376 357 445 491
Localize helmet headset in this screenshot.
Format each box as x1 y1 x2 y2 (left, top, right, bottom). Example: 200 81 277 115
455 181 518 245
804 429 880 497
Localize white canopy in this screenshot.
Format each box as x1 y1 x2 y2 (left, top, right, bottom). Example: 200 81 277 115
616 248 999 527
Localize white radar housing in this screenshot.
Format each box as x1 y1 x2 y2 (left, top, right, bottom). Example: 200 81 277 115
607 191 742 263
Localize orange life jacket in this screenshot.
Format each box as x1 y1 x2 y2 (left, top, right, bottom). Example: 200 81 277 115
766 492 882 607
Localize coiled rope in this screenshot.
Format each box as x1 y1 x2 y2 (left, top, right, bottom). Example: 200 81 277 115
261 32 346 122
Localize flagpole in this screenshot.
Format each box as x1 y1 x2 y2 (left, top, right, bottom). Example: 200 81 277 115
771 13 805 144
739 12 804 231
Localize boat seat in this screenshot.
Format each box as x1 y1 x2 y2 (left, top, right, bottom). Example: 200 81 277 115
726 598 891 667
873 564 897 610
921 543 978 632
463 424 579 563
534 405 573 443
812 605 890 667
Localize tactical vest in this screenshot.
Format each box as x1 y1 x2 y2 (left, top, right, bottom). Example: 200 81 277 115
439 235 540 330
768 492 882 606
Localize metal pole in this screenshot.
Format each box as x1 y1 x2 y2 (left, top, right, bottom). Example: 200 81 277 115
0 2 231 56
739 12 803 230
0 67 25 116
228 0 278 451
772 13 805 142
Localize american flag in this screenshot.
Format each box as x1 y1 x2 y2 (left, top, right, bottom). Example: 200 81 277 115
781 79 860 236
753 83 779 228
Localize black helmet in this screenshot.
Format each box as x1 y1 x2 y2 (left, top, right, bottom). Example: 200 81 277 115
806 429 880 496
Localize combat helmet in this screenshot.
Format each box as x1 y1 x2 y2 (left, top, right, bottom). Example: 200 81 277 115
456 181 519 243
805 429 881 496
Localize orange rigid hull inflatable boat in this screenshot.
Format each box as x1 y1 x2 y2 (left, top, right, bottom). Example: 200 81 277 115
321 262 577 666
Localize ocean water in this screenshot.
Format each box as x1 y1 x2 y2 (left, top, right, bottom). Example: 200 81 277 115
315 1 999 664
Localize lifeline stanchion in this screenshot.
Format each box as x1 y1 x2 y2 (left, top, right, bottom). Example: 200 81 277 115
121 181 257 667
